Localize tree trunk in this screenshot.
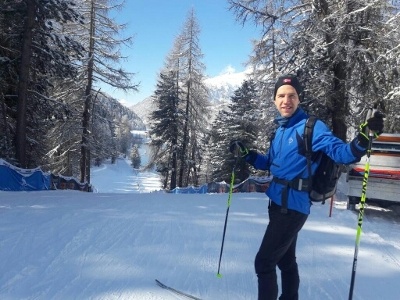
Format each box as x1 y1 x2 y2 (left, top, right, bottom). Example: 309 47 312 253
80 1 95 183
190 136 198 186
178 81 190 187
16 0 36 167
170 137 177 190
1 93 9 150
163 166 169 190
331 62 348 141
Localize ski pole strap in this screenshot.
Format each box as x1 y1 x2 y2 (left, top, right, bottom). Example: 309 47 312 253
272 176 311 213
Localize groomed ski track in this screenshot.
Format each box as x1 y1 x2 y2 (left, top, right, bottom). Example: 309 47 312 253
0 158 399 299
1 191 400 299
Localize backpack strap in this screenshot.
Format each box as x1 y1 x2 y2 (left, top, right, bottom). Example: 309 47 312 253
304 116 317 192
267 124 279 177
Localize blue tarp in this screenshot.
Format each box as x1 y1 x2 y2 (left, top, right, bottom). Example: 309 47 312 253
170 176 273 194
0 159 51 191
171 184 208 194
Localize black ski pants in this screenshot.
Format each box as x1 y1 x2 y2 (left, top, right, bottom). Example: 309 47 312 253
255 201 308 300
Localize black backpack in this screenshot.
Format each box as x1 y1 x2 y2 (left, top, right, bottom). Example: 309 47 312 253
303 116 342 204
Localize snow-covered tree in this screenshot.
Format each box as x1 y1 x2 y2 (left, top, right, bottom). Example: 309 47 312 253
174 9 210 187
149 71 182 190
75 0 138 183
228 0 400 140
149 8 210 188
208 80 260 182
0 0 85 168
208 110 234 182
130 145 141 169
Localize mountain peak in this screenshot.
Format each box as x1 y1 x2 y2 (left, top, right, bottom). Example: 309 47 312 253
205 68 250 104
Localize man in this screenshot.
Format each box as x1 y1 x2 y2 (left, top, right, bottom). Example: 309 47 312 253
229 74 384 300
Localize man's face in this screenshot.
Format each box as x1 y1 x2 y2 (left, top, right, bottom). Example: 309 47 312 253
274 85 300 118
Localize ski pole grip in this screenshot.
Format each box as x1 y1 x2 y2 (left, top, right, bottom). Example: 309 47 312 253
367 108 377 137
233 142 241 158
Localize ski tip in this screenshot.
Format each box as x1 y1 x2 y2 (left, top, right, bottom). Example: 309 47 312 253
216 273 222 278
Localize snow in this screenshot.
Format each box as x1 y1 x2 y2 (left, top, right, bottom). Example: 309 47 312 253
1 150 400 299
203 68 250 104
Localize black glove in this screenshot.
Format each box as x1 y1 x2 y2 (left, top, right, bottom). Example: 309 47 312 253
229 140 249 158
229 140 258 165
366 111 384 134
357 111 385 148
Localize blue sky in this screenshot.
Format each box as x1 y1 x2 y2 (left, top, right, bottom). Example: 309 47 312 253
103 0 259 106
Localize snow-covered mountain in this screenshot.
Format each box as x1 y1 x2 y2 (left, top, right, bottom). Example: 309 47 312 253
204 67 250 105
130 68 250 127
130 96 155 126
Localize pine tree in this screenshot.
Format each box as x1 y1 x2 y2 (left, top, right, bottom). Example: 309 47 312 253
208 110 234 182
130 145 141 169
209 80 260 182
149 8 209 188
149 71 182 189
175 9 209 187
76 0 138 183
0 0 85 168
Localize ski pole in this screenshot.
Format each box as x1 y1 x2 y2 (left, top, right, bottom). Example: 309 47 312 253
217 146 240 278
348 110 377 300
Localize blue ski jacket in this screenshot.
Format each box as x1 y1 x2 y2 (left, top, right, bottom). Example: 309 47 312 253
247 108 366 215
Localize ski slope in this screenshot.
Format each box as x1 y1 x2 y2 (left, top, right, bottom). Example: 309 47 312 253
0 157 400 299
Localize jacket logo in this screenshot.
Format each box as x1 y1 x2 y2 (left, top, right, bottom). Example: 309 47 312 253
288 137 294 144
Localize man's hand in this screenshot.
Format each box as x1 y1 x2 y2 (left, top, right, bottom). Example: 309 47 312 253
366 111 385 136
357 111 385 148
229 140 249 158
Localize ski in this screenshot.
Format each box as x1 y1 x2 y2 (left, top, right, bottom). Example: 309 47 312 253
155 279 202 300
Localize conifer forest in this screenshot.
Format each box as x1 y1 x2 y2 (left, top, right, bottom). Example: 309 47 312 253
1 0 399 189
